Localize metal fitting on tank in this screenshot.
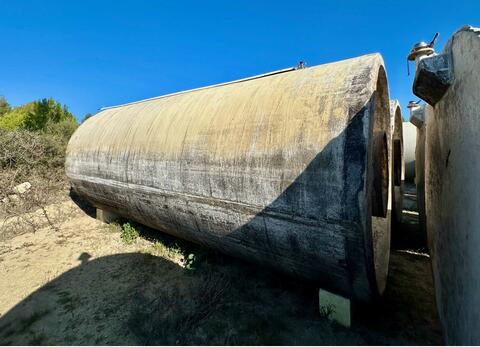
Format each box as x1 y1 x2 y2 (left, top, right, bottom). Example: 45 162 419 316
296 61 306 69
407 100 426 128
408 32 454 106
407 37 437 69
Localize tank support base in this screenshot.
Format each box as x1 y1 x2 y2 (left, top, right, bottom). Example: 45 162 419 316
318 289 351 327
96 208 118 223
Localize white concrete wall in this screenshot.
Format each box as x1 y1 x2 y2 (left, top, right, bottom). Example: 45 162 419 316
402 122 416 181
424 26 480 345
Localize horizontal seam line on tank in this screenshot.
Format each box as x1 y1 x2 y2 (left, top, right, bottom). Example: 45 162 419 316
69 173 352 229
99 67 296 111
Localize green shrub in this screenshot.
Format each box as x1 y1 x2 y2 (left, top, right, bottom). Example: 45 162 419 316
120 223 139 244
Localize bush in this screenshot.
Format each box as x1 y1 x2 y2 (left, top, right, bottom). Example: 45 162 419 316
42 118 78 141
120 223 139 244
0 128 67 172
0 97 79 229
0 128 73 220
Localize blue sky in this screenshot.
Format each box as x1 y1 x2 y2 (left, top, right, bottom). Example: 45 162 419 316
1 0 479 121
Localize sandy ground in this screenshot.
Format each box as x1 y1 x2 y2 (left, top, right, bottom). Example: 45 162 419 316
0 187 443 345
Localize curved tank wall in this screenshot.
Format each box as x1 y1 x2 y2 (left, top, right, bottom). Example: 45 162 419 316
389 101 404 225
66 54 391 302
422 26 480 344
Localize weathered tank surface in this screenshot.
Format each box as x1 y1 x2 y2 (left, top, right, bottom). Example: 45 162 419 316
66 54 391 302
414 26 480 344
389 100 404 225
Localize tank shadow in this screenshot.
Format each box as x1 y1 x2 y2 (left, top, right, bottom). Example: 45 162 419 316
0 247 316 345
0 251 229 345
0 246 442 345
69 187 96 218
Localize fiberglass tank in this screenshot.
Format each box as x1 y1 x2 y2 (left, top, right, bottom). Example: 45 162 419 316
66 54 391 302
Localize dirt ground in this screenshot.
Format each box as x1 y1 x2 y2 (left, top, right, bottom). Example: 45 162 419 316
0 185 443 345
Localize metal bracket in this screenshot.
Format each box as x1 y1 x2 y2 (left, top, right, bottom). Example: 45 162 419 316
410 106 426 128
413 53 453 106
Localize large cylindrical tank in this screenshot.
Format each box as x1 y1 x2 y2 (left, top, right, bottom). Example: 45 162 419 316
66 54 391 302
421 26 480 344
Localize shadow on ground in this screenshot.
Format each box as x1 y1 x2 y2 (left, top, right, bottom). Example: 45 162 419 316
69 188 96 218
0 230 443 345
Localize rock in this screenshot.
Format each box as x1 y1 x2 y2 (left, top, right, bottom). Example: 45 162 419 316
2 194 19 204
13 182 31 195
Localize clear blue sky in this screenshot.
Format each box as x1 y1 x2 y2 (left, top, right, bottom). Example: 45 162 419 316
1 0 479 121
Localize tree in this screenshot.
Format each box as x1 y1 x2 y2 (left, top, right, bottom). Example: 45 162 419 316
0 102 34 130
0 96 11 117
23 98 76 131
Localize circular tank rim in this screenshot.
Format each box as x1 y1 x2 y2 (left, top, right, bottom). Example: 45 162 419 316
364 64 391 298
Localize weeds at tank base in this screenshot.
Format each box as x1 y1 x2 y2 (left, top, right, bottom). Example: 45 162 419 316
119 222 139 244
105 216 208 271
105 221 139 244
145 236 207 272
